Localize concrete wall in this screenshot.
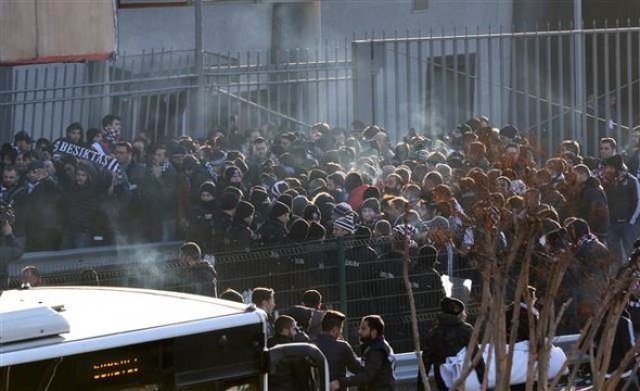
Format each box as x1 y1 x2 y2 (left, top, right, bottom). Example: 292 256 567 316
117 2 274 54
321 0 513 42
116 0 514 54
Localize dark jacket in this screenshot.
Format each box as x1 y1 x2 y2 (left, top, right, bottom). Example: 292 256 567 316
313 333 363 384
24 177 62 251
255 218 287 246
267 334 314 391
165 260 217 297
576 176 609 238
0 233 23 288
573 235 614 322
63 184 101 233
505 303 539 343
142 165 178 220
594 310 637 377
187 199 217 254
419 313 483 391
604 172 640 224
341 337 395 391
225 218 254 252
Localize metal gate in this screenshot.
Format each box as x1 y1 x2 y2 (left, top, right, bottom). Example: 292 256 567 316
1 24 640 158
353 24 640 157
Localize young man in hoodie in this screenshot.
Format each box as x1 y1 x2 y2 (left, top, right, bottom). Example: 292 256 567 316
255 201 290 246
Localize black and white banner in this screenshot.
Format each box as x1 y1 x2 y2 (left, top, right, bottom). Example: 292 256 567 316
53 140 120 172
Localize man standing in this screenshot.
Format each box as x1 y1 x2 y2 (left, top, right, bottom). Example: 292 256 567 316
24 160 62 251
0 200 23 289
313 310 363 389
418 298 484 391
281 290 326 339
267 315 313 390
602 155 640 262
573 164 609 242
331 315 395 391
252 287 276 335
114 142 146 243
173 241 217 297
142 145 178 242
99 114 122 154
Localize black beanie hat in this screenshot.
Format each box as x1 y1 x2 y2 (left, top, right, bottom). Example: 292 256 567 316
221 192 240 211
269 201 291 219
441 297 465 315
303 204 321 221
288 219 310 242
307 221 326 240
250 187 269 206
235 200 255 220
277 194 293 209
200 181 216 196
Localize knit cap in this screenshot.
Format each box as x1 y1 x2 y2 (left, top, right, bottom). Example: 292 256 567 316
361 198 381 214
235 201 255 220
332 202 354 219
200 181 216 196
307 222 326 240
334 215 356 234
288 219 310 242
269 201 291 219
221 192 240 211
271 180 289 198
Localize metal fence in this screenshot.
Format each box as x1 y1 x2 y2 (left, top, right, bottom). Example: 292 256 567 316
352 24 640 157
2 23 640 157
7 238 480 354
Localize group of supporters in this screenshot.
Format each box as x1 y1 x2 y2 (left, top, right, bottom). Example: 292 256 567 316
3 112 640 387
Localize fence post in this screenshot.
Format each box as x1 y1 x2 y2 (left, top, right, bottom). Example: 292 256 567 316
336 237 348 339
193 0 206 138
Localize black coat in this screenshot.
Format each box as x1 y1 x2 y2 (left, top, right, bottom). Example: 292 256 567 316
604 172 640 224
419 313 484 391
255 218 287 246
142 165 178 220
313 334 363 384
576 176 609 237
341 337 395 391
267 334 314 391
0 233 23 287
63 184 102 232
225 218 253 252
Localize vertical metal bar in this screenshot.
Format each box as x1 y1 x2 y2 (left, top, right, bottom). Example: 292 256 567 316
592 27 600 156
267 49 272 124
325 44 330 127
429 30 436 137
70 66 79 123
60 65 69 130
382 31 389 127
20 69 30 132
346 41 351 130
488 26 494 123
604 24 611 141
406 34 412 132
227 51 232 131
558 23 565 143
511 35 518 126
315 44 320 124
33 68 41 135
303 48 310 125
335 45 340 129
441 30 448 130
568 24 576 139
499 26 505 125
256 51 262 128
394 32 401 139
524 32 530 132
452 29 459 126
418 37 425 132
52 66 60 140
475 27 482 120
239 51 245 131
464 28 471 121
41 66 53 138
535 25 542 151
627 21 633 131
546 24 553 157
615 23 623 142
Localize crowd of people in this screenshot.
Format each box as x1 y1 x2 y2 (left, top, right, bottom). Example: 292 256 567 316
2 112 640 388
